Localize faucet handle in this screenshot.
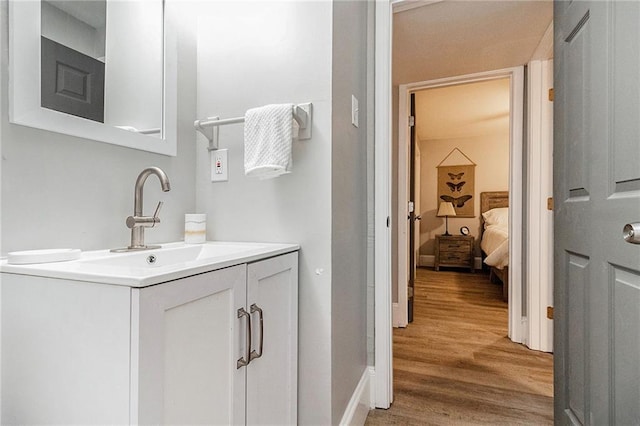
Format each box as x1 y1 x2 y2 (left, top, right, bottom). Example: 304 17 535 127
126 201 164 229
153 201 164 222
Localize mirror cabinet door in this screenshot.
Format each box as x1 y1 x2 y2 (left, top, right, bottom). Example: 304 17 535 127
9 0 177 156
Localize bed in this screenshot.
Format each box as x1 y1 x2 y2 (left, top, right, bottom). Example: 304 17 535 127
480 191 509 301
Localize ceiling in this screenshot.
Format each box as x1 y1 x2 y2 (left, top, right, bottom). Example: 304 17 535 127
45 0 106 29
393 0 553 85
394 0 553 142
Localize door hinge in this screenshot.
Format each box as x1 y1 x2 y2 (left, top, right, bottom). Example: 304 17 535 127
548 88 554 102
408 287 414 298
547 197 554 211
409 116 415 127
547 306 554 320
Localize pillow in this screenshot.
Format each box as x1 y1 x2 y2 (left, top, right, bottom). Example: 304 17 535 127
482 207 509 227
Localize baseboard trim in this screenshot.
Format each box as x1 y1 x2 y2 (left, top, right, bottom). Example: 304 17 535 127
392 302 405 327
393 302 408 328
339 367 375 426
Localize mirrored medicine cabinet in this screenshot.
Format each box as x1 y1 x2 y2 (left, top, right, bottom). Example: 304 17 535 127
8 0 177 156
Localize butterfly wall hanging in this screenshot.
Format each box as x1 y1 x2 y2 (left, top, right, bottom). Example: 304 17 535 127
437 149 476 217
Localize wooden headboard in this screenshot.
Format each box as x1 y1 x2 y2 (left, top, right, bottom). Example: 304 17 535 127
481 191 509 213
480 191 509 228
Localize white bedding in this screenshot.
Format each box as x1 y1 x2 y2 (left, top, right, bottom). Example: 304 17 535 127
481 224 509 269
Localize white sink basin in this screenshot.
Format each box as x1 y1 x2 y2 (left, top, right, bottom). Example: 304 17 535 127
7 248 81 265
84 243 255 268
0 242 299 287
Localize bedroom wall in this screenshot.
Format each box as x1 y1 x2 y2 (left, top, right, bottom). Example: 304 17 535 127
418 135 509 256
417 80 510 258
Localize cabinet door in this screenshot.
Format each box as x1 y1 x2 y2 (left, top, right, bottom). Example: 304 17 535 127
246 252 299 425
134 264 247 425
1 275 131 425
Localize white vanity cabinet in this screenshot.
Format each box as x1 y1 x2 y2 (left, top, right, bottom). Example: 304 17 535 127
1 251 298 425
135 252 298 425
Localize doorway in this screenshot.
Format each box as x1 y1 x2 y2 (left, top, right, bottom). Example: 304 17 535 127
372 0 554 409
396 68 524 341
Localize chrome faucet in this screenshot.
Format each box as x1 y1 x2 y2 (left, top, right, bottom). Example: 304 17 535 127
112 167 171 252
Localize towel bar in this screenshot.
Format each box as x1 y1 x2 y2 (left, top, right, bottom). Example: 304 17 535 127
194 103 312 150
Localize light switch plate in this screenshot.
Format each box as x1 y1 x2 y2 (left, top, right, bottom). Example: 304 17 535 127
211 149 228 182
351 95 359 128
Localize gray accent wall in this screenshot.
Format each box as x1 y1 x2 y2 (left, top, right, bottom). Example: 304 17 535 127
0 2 197 255
331 0 369 423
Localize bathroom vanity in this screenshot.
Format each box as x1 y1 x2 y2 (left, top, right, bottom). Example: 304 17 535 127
1 242 299 425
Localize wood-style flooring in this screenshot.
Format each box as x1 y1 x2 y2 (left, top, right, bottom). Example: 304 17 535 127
365 268 553 425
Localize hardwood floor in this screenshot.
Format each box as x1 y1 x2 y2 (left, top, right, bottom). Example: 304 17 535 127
366 268 553 425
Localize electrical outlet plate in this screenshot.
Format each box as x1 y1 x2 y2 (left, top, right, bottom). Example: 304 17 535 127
211 149 228 182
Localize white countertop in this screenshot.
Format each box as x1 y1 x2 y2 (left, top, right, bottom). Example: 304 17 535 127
0 241 299 287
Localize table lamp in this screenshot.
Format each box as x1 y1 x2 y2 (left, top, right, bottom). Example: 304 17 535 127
437 201 457 236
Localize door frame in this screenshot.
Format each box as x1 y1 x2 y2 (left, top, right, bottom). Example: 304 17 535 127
525 59 554 353
373 0 393 409
373 0 534 408
395 93 417 328
396 67 525 342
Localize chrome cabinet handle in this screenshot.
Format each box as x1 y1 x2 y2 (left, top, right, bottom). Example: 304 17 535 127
623 223 640 244
249 304 264 361
237 307 252 369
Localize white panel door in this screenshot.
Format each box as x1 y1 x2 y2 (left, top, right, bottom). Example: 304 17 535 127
134 264 247 425
555 1 640 424
246 252 299 426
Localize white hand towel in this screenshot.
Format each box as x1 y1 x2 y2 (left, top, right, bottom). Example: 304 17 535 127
244 104 293 180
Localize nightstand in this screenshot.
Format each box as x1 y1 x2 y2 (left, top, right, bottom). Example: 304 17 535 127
435 235 475 272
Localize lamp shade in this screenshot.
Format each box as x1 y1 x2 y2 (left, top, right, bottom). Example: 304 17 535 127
437 202 457 217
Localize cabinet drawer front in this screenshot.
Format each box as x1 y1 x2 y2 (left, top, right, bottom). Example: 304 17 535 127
440 245 471 255
440 241 471 251
440 253 471 263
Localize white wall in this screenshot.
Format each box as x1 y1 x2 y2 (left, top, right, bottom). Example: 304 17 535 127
195 2 333 423
0 2 197 255
331 1 369 423
195 1 370 423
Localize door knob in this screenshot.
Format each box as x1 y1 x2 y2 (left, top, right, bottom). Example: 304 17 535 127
623 223 640 244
